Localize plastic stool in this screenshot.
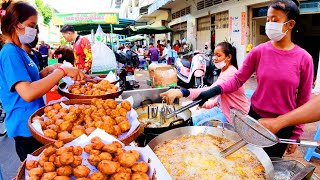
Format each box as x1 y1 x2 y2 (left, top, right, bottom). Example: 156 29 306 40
304 124 320 161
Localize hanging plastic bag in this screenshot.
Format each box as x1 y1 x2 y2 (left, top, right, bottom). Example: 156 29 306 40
91 26 117 73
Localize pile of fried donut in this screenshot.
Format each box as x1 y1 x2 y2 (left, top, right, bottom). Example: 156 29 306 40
26 137 150 180
67 80 119 95
32 99 132 142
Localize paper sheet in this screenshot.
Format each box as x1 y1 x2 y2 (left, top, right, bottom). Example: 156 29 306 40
25 128 171 179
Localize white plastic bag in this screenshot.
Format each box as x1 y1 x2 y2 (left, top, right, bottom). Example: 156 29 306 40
91 41 117 72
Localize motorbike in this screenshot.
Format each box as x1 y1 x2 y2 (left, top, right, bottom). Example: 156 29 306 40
114 50 139 90
175 51 206 88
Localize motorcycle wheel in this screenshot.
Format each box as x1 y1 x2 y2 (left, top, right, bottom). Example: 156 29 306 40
195 77 202 88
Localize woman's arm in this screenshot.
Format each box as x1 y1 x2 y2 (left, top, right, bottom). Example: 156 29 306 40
39 63 61 78
15 67 85 102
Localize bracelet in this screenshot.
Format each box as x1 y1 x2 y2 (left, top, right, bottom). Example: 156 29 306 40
56 67 67 77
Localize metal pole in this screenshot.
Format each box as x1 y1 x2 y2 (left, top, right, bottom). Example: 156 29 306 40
110 24 114 51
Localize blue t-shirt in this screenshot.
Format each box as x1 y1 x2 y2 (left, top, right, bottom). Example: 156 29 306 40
0 43 45 137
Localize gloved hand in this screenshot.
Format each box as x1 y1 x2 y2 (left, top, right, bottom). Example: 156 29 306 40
160 89 183 105
194 86 222 106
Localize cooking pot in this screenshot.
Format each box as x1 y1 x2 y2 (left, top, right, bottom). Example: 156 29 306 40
148 126 274 179
135 103 193 146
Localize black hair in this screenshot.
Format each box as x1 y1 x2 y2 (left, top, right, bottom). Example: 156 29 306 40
270 0 300 21
1 1 38 37
54 46 75 64
149 43 153 46
216 42 238 69
60 24 75 33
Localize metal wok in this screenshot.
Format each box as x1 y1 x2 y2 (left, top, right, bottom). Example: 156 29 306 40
148 126 274 180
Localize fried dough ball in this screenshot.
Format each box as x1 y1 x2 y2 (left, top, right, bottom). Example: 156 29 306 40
47 124 60 132
90 149 101 156
97 109 106 117
45 119 55 126
48 154 57 163
110 109 120 119
44 146 56 157
114 116 127 124
103 125 116 135
58 131 75 143
60 152 74 166
69 106 82 115
115 148 125 157
106 100 117 109
55 119 64 127
119 152 137 167
113 141 123 148
63 112 77 122
131 172 149 180
56 166 73 176
85 121 96 129
118 121 130 132
117 167 132 173
59 121 73 132
91 136 102 143
110 172 130 180
119 108 128 117
73 165 90 178
84 109 93 116
121 100 131 111
77 178 90 180
59 108 69 113
54 140 64 148
105 109 112 116
39 154 49 167
26 160 39 170
87 82 94 88
54 156 62 168
47 109 59 119
91 112 101 120
41 172 57 180
53 176 71 180
85 127 96 135
72 146 83 156
28 167 44 177
101 144 118 153
80 87 87 94
92 142 104 151
43 162 56 172
89 172 107 180
72 129 85 137
97 160 120 175
113 125 121 136
44 106 54 113
84 144 94 154
71 88 81 95
51 114 63 121
102 116 115 126
94 121 104 129
99 152 112 161
107 89 117 94
131 162 148 173
92 90 101 96
71 156 83 167
88 154 101 166
53 103 62 110
29 176 40 180
56 147 69 156
127 150 140 161
40 121 46 129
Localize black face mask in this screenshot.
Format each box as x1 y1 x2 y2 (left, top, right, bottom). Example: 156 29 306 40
28 36 38 48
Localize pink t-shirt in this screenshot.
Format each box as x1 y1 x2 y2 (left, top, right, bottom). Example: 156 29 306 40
220 41 314 140
188 65 250 123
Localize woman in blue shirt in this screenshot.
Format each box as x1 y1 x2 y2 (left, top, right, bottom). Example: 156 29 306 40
0 1 85 161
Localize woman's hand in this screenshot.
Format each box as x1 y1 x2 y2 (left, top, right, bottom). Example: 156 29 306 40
258 118 282 134
286 144 298 154
62 67 87 81
160 89 183 104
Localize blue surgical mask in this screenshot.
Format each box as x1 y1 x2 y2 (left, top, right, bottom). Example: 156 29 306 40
18 24 37 44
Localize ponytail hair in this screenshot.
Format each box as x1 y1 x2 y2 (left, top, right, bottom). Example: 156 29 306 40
216 42 238 69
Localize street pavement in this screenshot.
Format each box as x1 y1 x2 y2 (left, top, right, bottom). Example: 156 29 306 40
1 69 320 179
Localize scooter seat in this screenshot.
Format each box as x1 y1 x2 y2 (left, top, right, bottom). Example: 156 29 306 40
180 58 191 69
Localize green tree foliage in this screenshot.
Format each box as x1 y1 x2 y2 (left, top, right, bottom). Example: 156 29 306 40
35 0 52 25
59 36 68 46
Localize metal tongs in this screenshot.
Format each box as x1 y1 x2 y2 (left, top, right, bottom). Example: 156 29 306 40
147 100 176 125
166 99 202 119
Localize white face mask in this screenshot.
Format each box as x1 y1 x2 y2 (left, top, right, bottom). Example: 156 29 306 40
214 60 226 69
265 21 289 42
18 25 37 44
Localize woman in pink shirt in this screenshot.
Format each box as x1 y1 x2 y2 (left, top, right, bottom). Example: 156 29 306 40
160 42 249 124
194 0 313 157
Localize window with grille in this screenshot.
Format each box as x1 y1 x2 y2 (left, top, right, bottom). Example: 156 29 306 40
205 0 213 7
197 16 211 31
171 6 191 20
197 0 205 10
215 11 229 29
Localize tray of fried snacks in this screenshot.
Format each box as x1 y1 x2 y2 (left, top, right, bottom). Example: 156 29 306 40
29 97 142 145
16 128 171 180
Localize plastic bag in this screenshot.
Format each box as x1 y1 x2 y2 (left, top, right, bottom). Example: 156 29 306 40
91 41 117 73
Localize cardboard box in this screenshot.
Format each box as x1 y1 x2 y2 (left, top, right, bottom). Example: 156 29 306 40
149 64 177 88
